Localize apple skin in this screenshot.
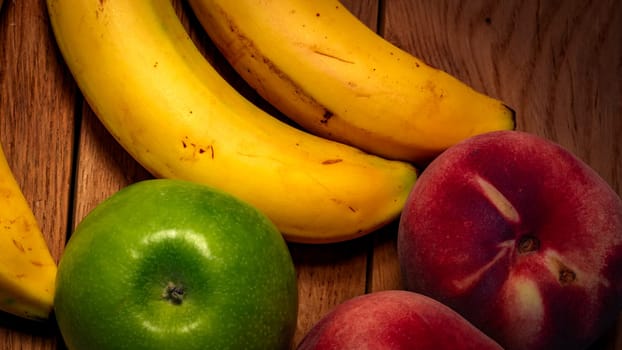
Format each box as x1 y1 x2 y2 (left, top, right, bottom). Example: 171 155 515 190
397 130 622 350
54 179 298 350
296 290 503 350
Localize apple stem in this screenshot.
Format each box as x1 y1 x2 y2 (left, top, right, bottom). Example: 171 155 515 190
162 281 185 305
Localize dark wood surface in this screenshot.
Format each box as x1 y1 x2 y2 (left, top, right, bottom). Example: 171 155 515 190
1 0 620 349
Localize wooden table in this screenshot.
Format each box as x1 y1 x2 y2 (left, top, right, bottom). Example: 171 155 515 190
1 1 621 349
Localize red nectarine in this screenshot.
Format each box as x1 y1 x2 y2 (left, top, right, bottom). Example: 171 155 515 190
297 290 502 350
398 130 622 350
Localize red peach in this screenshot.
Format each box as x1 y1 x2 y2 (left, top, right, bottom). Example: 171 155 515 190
297 290 502 350
398 130 622 350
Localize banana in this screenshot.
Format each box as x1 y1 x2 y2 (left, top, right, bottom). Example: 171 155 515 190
0 142 56 320
46 0 417 243
187 0 515 164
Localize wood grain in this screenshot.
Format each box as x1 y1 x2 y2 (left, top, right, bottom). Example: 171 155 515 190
0 0 621 349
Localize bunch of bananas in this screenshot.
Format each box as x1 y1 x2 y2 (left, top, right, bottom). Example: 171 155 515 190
44 0 513 243
1 0 514 320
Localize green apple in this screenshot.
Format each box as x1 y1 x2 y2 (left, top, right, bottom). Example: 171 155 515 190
54 179 298 350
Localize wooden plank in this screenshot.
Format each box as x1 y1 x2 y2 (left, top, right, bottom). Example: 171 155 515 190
0 1 75 349
289 238 370 347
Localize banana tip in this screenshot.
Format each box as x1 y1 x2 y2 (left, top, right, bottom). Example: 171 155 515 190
503 103 517 130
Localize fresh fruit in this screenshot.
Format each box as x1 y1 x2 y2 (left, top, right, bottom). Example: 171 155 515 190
54 179 298 350
187 0 515 164
397 130 622 350
297 290 503 350
45 0 417 243
0 141 56 320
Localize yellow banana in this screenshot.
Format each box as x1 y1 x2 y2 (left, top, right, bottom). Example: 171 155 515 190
0 142 56 320
46 0 417 243
187 0 515 163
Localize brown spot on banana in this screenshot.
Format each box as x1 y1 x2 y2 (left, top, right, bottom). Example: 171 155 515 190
30 260 44 267
12 239 25 253
96 0 106 18
320 109 334 124
180 137 215 160
312 50 355 64
329 198 357 213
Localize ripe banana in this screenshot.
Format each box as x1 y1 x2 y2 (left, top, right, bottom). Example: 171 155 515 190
187 0 516 163
46 0 417 243
0 142 56 320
